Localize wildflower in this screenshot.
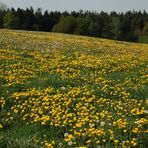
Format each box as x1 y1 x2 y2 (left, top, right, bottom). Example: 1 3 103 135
64 133 68 137
86 140 91 144
59 143 63 146
131 141 137 146
122 141 126 144
114 140 119 144
89 123 95 128
143 110 148 114
96 120 100 123
132 128 139 133
61 86 66 90
100 121 105 127
68 141 73 145
109 123 112 126
0 124 3 128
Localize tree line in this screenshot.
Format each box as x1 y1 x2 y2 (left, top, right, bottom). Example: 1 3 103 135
0 7 148 42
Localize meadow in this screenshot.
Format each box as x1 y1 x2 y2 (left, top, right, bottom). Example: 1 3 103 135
0 29 148 148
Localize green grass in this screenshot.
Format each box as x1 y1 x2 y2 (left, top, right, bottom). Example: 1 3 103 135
0 123 65 148
139 36 148 44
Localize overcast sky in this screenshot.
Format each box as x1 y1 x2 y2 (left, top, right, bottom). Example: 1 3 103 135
0 0 148 12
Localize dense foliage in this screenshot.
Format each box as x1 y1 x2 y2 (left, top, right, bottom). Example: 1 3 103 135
0 7 148 42
0 30 148 148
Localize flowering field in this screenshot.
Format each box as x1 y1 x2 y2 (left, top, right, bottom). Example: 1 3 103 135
0 30 148 148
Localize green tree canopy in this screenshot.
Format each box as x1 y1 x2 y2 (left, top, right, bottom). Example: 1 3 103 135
75 16 91 35
52 16 77 34
112 17 120 40
3 12 19 29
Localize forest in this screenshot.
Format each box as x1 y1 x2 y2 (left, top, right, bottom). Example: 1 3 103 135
0 7 148 43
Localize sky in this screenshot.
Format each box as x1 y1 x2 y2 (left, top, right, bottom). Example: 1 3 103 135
0 0 148 12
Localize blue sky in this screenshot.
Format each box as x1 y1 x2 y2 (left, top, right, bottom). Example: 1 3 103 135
0 0 148 12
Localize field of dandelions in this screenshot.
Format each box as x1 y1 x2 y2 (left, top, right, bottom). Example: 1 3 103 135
0 30 148 148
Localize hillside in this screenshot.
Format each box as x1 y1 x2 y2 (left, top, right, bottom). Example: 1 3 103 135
0 30 148 147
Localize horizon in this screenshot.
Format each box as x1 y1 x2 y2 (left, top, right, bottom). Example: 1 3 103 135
0 0 148 13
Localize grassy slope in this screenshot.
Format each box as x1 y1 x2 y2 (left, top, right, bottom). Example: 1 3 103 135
0 30 148 148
